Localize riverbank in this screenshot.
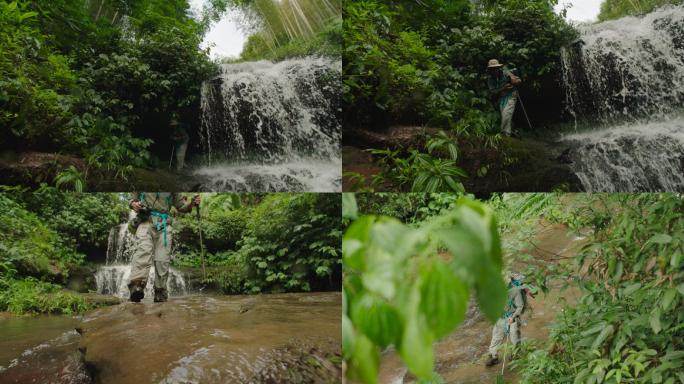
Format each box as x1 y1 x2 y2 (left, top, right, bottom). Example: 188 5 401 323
343 127 582 195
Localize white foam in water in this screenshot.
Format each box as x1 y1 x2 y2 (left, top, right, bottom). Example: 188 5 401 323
97 222 187 299
193 158 342 192
94 265 187 299
560 5 684 191
198 56 341 192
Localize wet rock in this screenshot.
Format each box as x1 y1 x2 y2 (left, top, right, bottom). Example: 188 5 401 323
0 151 200 192
343 127 582 194
78 293 341 384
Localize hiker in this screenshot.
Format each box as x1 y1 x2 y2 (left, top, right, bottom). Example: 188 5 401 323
127 192 200 303
170 119 189 171
485 272 530 367
487 59 522 136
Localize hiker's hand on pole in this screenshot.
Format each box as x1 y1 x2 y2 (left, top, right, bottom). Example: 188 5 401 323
192 194 201 207
131 201 142 212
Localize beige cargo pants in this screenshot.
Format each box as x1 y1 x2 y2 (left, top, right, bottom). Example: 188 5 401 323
488 317 521 358
128 221 172 291
500 92 518 136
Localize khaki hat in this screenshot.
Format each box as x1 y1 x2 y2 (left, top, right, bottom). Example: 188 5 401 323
487 59 504 69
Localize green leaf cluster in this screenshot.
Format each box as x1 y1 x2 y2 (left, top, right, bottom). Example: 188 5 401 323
343 195 506 383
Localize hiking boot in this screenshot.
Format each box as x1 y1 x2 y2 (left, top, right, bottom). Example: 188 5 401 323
128 281 145 303
153 288 168 303
485 356 500 367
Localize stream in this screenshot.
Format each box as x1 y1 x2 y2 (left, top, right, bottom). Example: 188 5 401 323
0 292 342 384
377 222 586 383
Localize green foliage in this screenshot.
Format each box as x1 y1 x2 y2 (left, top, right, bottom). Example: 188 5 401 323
55 166 85 192
0 193 83 282
343 195 506 383
0 277 94 315
369 132 467 193
17 191 126 250
343 0 577 129
211 0 341 60
1 0 216 176
239 193 341 293
598 0 683 21
241 16 342 61
353 193 464 224
513 194 684 384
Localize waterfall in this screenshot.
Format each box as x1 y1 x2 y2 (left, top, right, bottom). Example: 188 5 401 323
97 221 187 299
559 5 684 192
95 265 188 299
105 224 134 265
197 56 341 192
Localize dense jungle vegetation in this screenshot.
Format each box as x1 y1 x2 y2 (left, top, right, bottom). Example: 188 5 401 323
342 0 681 193
0 192 341 315
343 193 684 383
0 0 341 188
599 0 684 20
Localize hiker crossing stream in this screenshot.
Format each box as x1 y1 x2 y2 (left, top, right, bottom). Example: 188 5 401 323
377 221 585 384
195 57 342 192
95 223 188 301
559 5 684 192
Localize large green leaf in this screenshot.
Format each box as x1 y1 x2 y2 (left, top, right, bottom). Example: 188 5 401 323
418 259 469 339
351 293 404 348
342 193 358 220
349 333 380 384
476 263 507 322
399 315 434 379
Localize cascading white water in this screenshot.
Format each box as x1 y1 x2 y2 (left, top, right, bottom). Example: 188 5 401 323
197 56 341 192
95 265 187 299
97 220 187 299
560 5 684 192
105 224 134 265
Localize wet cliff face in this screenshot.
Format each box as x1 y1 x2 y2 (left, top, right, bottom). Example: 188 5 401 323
559 6 684 192
561 6 684 124
199 57 342 163
193 56 342 192
78 293 342 384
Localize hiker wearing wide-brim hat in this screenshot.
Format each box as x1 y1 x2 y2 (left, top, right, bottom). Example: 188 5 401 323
487 59 522 136
127 193 200 303
485 272 529 367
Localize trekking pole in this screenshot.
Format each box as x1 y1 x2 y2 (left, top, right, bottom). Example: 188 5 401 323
516 91 534 130
169 145 175 170
195 198 207 281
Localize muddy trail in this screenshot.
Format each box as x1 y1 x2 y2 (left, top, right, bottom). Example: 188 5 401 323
0 292 342 384
378 221 587 384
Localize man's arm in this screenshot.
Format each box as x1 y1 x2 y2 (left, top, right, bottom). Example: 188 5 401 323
173 193 200 214
507 71 522 86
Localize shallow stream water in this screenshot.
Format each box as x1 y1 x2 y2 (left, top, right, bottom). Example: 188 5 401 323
0 292 342 384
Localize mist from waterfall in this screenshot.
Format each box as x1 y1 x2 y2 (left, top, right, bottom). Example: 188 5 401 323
196 56 341 192
560 5 684 192
97 222 187 299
